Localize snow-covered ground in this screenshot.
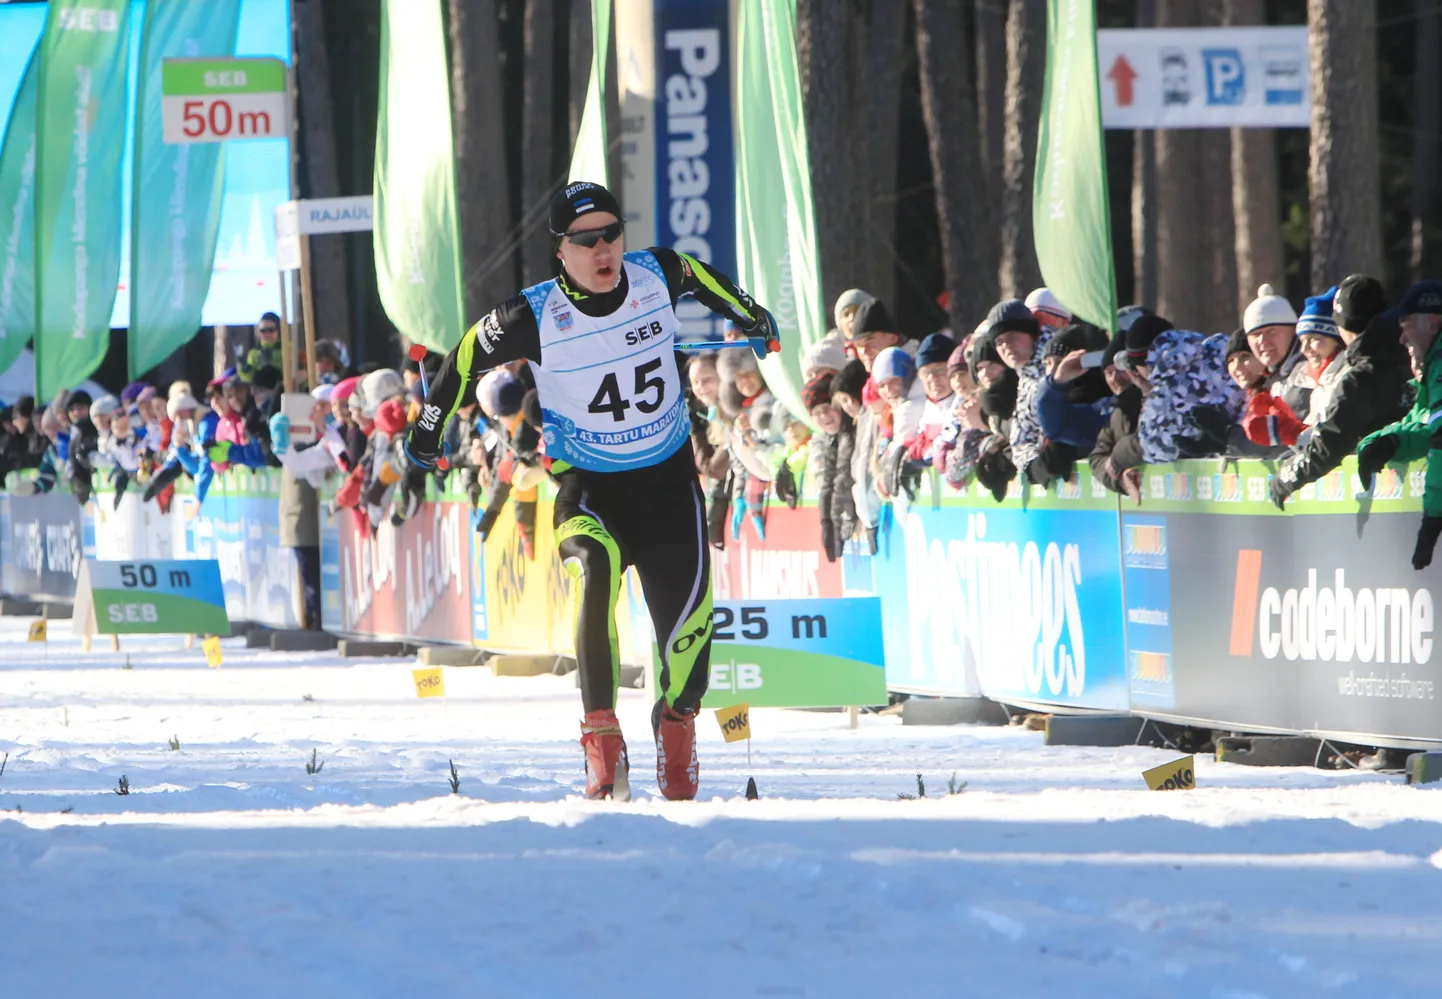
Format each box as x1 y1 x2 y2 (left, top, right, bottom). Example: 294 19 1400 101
2 618 1441 998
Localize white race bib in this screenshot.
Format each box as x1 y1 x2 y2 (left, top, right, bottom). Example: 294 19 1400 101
524 253 689 472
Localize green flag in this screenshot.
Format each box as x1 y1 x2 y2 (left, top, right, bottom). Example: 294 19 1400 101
127 0 241 380
734 0 823 425
34 0 133 400
373 0 465 352
568 0 612 185
0 46 40 376
1032 0 1116 332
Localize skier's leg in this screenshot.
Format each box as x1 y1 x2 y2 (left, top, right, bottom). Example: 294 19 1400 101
627 473 711 800
555 479 629 799
557 511 625 712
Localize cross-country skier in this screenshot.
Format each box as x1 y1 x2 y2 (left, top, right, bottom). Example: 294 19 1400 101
404 182 779 801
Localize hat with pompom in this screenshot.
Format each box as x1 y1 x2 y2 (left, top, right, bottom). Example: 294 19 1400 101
1243 283 1298 333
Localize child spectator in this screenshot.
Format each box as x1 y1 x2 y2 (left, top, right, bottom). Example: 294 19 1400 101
804 372 856 562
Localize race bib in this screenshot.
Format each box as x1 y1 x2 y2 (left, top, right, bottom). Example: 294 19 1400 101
526 254 689 472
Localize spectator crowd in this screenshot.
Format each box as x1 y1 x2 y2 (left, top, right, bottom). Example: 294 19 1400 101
4 272 1442 576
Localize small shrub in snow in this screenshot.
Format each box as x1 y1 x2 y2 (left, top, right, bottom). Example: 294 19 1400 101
0 752 7 782
448 759 460 794
947 773 967 795
305 749 324 775
168 735 180 752
115 776 130 796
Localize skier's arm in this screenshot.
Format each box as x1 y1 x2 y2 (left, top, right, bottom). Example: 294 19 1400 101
407 297 541 466
650 247 769 335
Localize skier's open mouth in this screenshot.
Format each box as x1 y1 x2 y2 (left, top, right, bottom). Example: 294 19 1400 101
595 264 614 281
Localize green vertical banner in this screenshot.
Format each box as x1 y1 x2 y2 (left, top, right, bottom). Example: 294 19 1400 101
568 0 612 185
0 47 40 376
1032 0 1116 332
373 0 465 352
127 0 241 380
34 0 133 400
734 0 823 425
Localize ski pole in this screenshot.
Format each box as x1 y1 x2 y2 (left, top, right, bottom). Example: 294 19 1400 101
676 337 778 360
407 343 451 471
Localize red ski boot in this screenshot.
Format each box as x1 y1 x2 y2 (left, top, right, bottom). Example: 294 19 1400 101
580 709 630 801
652 699 699 801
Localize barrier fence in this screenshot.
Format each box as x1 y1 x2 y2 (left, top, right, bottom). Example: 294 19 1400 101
3 457 1439 748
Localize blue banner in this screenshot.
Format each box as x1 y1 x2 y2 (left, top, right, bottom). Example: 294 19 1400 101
653 0 734 341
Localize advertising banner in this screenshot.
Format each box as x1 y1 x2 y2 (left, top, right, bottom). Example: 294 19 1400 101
1034 0 1116 333
0 45 39 375
691 597 888 709
1097 26 1310 129
181 469 301 630
1128 458 1442 748
373 0 465 352
733 0 821 424
34 0 133 400
0 489 84 601
128 1 243 379
325 496 473 644
854 470 1129 709
709 502 843 603
72 557 229 636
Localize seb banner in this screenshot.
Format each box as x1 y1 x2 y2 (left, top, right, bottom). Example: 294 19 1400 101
72 558 229 636
681 597 887 709
1097 27 1310 129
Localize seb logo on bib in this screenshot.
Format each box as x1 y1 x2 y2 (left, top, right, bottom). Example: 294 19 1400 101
625 321 666 346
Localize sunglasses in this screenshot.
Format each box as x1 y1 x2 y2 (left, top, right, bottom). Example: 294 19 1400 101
258 326 278 335
563 221 624 249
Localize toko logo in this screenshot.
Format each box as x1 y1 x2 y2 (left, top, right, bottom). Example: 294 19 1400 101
1230 550 1434 664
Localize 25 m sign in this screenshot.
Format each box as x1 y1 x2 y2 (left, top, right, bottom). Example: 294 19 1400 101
161 57 288 144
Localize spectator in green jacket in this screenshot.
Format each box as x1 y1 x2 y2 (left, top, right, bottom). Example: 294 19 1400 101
1355 281 1442 568
239 312 283 383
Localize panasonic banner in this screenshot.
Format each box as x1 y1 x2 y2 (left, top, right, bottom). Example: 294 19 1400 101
616 0 735 342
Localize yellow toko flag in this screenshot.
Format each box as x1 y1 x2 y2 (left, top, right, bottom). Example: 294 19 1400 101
28 619 47 642
714 703 751 744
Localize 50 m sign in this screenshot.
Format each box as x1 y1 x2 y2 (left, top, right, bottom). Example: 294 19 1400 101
161 57 287 144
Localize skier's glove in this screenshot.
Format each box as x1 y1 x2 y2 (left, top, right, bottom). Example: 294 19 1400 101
746 307 781 359
1268 474 1292 512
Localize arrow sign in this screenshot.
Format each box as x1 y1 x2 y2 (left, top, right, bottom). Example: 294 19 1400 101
1107 54 1138 106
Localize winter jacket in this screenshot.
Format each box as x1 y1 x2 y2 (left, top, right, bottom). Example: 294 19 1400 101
1008 326 1059 474
1036 375 1115 451
818 415 858 560
1358 329 1442 516
851 405 883 530
1089 386 1145 494
1265 337 1314 423
1137 330 1243 464
1274 315 1413 495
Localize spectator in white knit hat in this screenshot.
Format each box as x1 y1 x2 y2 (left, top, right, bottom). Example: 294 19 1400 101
802 333 848 382
1243 282 1310 421
1025 287 1072 333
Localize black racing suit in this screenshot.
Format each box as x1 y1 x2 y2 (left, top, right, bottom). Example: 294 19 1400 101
407 247 768 715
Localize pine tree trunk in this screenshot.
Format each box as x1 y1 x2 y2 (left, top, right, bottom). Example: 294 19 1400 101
1411 0 1440 280
521 0 556 286
1153 0 1205 328
449 0 515 318
1130 0 1157 311
999 0 1044 299
1225 0 1285 316
1307 0 1382 288
913 0 995 332
568 0 591 146
799 0 868 315
1200 127 1237 333
293 0 352 352
974 0 1006 212
863 0 906 309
